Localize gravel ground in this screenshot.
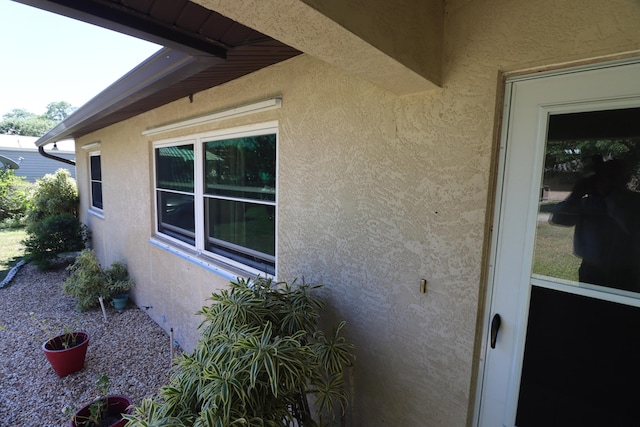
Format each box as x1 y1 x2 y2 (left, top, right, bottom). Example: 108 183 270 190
0 261 180 426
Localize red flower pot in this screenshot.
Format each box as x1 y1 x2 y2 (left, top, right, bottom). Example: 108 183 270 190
69 395 133 427
42 332 89 377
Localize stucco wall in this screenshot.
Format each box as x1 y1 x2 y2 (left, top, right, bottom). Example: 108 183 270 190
75 0 640 426
300 0 444 85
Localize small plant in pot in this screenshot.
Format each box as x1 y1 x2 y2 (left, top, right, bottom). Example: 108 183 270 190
69 374 133 427
29 313 89 377
104 261 134 310
124 277 356 427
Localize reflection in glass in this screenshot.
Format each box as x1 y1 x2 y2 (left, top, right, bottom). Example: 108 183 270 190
533 107 640 293
157 192 195 245
90 155 101 181
155 144 195 192
202 133 276 274
91 182 103 209
90 155 102 209
204 135 276 201
205 198 275 274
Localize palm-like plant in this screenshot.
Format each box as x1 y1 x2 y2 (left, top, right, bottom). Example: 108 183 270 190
63 249 105 312
124 277 355 427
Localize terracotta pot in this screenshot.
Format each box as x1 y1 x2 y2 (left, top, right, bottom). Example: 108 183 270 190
42 332 89 377
69 395 133 427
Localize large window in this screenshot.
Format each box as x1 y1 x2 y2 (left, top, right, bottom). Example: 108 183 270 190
154 124 277 275
89 153 103 210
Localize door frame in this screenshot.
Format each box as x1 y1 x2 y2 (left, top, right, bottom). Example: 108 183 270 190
474 56 640 427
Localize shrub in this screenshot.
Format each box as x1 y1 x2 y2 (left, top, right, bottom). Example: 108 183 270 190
23 213 88 269
63 249 105 312
23 169 86 269
125 277 355 427
63 249 134 312
0 169 31 222
26 168 78 223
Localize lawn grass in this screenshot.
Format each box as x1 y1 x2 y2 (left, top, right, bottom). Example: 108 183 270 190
0 227 27 282
532 220 580 282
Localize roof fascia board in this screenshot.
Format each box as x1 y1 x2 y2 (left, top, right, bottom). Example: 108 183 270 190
13 0 226 57
35 48 223 147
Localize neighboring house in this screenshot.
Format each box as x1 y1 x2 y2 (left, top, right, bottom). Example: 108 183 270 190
0 134 75 182
23 1 640 426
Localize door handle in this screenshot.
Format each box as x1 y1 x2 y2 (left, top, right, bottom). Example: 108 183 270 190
490 313 501 349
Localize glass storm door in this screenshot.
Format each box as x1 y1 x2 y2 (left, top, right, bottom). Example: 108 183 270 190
477 60 640 427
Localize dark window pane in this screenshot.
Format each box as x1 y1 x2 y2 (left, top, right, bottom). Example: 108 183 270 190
90 155 101 180
206 198 275 272
204 134 275 201
157 191 195 245
91 182 103 210
516 286 640 426
156 145 194 192
90 155 102 209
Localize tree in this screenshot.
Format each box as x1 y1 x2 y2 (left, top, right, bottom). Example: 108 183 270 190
2 108 36 120
0 116 54 136
0 102 76 137
0 169 31 222
545 138 640 172
43 101 76 122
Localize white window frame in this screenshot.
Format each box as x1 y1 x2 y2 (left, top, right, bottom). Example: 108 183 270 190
89 151 103 213
152 121 278 278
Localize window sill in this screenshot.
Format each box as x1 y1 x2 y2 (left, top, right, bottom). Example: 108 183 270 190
149 236 251 283
88 209 104 220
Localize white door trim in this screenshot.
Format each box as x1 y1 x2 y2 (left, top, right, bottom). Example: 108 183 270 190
474 56 640 427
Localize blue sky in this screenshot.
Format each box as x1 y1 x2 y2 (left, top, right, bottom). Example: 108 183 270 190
0 1 161 118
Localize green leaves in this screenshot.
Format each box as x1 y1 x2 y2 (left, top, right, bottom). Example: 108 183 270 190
22 169 86 269
62 249 105 311
122 398 185 427
0 103 75 137
127 277 356 426
313 321 355 374
0 169 30 223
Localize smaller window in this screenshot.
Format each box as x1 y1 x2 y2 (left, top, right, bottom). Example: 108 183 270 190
155 143 196 245
89 153 103 210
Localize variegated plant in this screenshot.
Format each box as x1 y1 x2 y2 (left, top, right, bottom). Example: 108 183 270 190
124 277 355 427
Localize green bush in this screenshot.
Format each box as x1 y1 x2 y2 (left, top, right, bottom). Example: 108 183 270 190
23 169 86 269
63 249 134 311
125 277 355 427
27 168 78 222
23 213 88 269
63 249 105 312
0 169 31 223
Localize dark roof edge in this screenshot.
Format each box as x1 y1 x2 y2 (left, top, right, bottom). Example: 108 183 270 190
14 0 213 57
35 47 223 147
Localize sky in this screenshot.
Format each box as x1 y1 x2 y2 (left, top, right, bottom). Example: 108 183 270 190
0 1 161 118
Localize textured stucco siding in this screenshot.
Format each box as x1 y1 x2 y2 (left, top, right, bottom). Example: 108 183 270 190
75 0 640 426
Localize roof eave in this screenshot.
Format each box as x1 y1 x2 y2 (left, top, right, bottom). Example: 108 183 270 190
35 47 223 147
